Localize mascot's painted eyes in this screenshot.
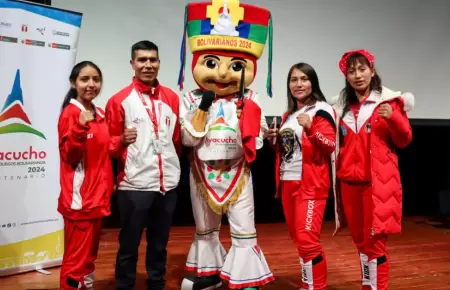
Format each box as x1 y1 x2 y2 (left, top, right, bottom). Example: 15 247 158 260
230 62 245 72
204 59 218 69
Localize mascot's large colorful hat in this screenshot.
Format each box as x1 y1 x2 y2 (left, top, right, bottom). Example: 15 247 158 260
177 0 273 97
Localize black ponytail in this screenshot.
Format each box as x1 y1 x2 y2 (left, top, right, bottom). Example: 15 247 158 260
61 87 77 112
60 61 103 112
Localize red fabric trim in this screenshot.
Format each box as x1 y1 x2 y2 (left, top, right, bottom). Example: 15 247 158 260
185 266 221 277
219 272 275 289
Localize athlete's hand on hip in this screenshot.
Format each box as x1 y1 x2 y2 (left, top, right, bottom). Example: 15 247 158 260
121 127 138 146
297 113 312 129
79 110 95 125
378 103 393 119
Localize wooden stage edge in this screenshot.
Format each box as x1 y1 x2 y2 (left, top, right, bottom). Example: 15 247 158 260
1 217 449 289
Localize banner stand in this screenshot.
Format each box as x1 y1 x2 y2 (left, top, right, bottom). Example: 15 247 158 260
0 0 82 277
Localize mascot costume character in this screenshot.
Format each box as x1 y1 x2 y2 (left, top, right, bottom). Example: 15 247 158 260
177 0 274 289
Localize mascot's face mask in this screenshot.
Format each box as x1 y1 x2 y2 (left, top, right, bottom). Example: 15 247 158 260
192 51 256 96
178 0 274 98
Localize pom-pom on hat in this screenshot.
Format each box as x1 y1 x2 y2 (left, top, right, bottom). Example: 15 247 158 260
177 0 273 97
339 49 375 75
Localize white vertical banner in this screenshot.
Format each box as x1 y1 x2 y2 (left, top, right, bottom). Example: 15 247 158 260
0 0 82 276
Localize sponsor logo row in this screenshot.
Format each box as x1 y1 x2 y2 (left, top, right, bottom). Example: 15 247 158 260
1 21 70 37
1 22 71 49
0 35 71 50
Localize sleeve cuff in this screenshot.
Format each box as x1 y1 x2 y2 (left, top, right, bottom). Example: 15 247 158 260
386 108 403 125
181 111 210 138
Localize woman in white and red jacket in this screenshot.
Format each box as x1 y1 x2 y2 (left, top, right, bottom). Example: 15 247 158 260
334 49 413 290
58 61 136 290
266 63 336 290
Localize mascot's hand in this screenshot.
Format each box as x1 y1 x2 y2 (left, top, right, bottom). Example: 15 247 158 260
192 91 214 132
198 90 215 112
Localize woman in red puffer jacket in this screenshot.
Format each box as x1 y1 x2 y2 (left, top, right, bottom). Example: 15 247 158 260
333 49 413 290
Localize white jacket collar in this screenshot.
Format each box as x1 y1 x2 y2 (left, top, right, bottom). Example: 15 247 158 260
69 98 104 119
330 86 415 117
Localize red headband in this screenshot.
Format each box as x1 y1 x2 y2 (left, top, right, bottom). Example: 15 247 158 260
339 49 375 75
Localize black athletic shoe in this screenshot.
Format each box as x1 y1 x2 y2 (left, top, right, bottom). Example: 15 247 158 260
181 274 222 290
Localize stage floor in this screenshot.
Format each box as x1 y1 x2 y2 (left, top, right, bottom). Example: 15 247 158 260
1 217 449 289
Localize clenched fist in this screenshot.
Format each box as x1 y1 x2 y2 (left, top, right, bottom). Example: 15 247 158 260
121 127 138 146
297 113 312 129
378 103 393 119
79 110 95 125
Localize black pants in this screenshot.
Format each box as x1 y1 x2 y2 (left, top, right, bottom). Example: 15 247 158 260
115 190 177 290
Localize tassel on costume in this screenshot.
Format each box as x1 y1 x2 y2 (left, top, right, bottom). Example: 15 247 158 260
266 14 273 97
177 5 188 91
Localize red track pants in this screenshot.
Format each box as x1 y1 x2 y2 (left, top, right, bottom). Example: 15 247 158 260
60 218 103 290
281 180 327 290
341 182 389 290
